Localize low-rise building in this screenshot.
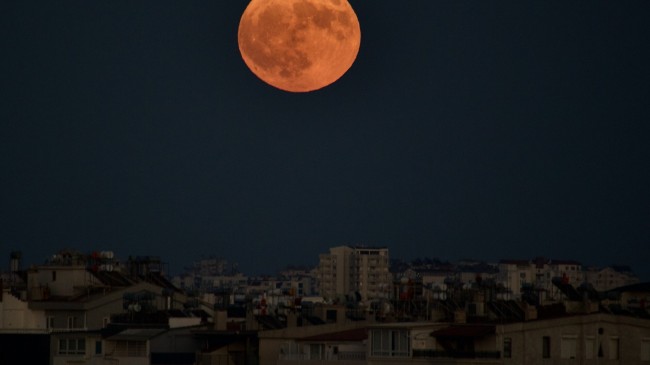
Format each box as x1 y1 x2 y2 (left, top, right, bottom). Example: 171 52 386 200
585 265 640 292
260 321 370 365
366 313 650 365
497 258 583 301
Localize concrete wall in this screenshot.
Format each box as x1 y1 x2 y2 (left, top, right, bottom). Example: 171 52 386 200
150 327 201 353
51 332 104 365
0 289 46 332
46 310 86 330
501 313 650 365
260 322 370 365
29 266 102 298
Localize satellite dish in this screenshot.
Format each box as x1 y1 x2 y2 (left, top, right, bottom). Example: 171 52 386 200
128 303 142 312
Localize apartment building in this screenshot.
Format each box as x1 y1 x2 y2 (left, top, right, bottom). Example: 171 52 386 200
366 313 650 365
0 249 212 365
258 273 650 365
497 257 583 301
584 265 640 291
259 321 370 365
318 246 391 302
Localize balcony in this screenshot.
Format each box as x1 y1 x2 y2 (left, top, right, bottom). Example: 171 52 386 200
413 349 501 359
279 352 366 365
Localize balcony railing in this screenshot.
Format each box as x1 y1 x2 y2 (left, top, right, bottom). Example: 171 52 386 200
49 327 89 333
0 328 50 334
197 353 245 365
280 352 366 361
413 349 501 359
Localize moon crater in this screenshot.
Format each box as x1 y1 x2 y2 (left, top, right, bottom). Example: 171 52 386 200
238 0 361 92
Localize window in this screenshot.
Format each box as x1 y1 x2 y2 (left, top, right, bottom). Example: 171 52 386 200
372 329 390 356
326 309 337 323
114 340 146 357
102 317 110 328
309 344 324 360
641 338 650 361
585 336 595 359
68 316 79 329
52 271 57 281
59 338 86 355
503 337 512 358
561 335 577 359
609 337 619 360
542 336 551 358
371 329 409 357
95 341 103 355
46 317 55 330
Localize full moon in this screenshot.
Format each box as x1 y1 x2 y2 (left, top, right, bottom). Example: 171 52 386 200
238 0 361 92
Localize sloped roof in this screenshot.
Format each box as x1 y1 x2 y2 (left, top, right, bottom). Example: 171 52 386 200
107 328 166 341
552 278 582 300
431 325 495 338
91 270 134 286
298 328 367 342
143 272 183 293
609 282 650 293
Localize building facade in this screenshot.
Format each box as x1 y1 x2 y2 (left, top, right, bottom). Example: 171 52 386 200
584 266 640 292
366 314 650 365
318 246 391 302
497 258 583 301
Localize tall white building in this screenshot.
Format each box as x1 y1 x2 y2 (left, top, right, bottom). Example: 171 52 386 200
318 246 391 302
497 257 583 301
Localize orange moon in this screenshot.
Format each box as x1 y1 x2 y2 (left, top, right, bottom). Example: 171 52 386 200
238 0 361 92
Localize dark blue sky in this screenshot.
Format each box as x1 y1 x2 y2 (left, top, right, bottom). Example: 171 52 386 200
1 1 649 278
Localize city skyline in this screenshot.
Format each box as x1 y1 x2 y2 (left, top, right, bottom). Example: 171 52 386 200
2 2 649 281
1 247 646 284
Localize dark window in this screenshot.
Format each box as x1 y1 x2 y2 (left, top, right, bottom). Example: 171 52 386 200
503 337 512 358
326 309 337 323
95 341 102 355
58 338 86 355
52 271 57 281
542 336 551 358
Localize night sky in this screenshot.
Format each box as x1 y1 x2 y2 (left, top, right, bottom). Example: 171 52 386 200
1 1 649 278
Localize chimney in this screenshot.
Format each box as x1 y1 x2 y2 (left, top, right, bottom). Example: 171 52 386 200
10 251 21 272
214 310 227 331
286 311 298 328
524 304 538 321
454 309 466 324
